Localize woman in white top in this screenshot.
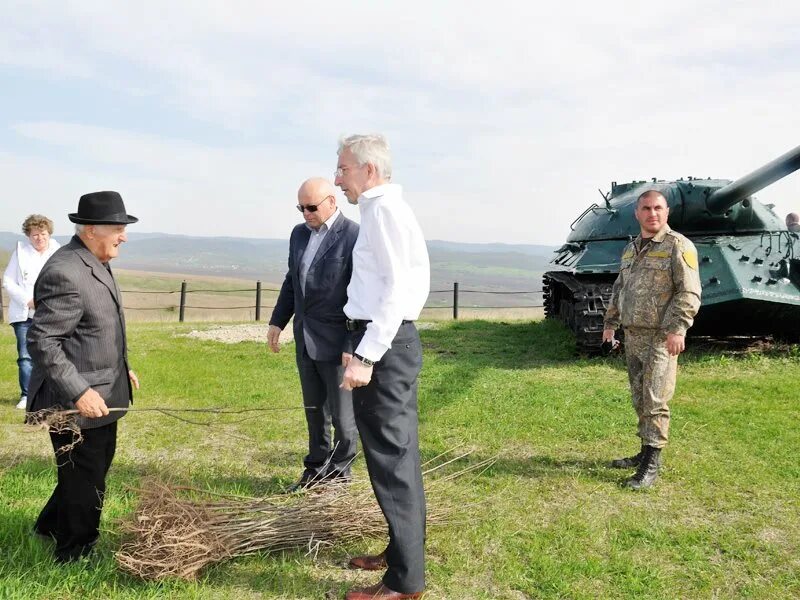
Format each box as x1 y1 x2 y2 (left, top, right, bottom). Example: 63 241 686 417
2 214 60 409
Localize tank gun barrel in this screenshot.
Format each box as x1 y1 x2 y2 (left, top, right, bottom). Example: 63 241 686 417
706 144 800 214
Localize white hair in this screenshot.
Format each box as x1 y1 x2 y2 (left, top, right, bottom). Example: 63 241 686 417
338 134 392 180
75 223 121 235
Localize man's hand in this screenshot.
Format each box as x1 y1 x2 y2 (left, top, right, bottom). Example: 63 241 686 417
340 359 373 391
342 352 353 368
129 370 140 390
666 333 685 356
602 328 620 349
75 388 109 419
26 298 35 309
267 325 282 353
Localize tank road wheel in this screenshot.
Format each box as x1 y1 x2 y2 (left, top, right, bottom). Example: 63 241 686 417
542 272 616 354
559 299 575 331
543 274 559 319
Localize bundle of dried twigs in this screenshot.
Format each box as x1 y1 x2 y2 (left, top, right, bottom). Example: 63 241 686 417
115 449 493 581
25 407 84 451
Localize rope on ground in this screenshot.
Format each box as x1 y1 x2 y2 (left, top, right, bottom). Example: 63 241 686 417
25 406 312 454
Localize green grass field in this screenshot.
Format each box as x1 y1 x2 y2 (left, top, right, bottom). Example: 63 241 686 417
1 319 799 599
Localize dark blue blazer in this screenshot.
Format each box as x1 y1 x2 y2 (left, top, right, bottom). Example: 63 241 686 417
269 214 359 362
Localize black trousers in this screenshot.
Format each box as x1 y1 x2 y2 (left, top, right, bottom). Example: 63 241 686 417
352 322 426 594
35 421 118 562
297 349 358 475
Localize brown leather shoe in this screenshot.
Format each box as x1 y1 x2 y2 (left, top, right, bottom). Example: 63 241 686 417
348 551 387 571
344 582 424 599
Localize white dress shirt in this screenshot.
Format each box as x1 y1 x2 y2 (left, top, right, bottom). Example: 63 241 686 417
345 184 430 361
2 238 61 323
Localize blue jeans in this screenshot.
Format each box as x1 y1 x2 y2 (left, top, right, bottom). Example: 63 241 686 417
11 319 32 397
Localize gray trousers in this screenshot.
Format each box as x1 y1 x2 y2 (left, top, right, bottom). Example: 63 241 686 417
297 350 358 475
352 321 426 594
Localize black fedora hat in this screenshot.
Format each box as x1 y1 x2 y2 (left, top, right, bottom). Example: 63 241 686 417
69 191 139 225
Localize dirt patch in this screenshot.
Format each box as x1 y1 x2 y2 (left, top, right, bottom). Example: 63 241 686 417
183 324 294 345
183 321 438 345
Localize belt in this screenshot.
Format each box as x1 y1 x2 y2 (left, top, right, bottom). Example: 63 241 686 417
345 319 414 332
623 326 661 334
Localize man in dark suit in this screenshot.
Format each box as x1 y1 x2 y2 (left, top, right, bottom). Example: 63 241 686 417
26 191 140 563
268 177 359 490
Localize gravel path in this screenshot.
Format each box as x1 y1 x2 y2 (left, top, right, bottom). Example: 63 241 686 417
184 321 436 345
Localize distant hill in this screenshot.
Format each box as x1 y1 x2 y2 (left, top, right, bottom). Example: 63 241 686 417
0 232 557 305
427 239 556 256
0 232 289 281
115 234 289 282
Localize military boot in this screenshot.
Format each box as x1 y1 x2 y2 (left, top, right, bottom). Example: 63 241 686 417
610 444 645 469
625 446 661 490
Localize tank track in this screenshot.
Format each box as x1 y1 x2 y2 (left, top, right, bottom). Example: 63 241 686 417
543 271 615 354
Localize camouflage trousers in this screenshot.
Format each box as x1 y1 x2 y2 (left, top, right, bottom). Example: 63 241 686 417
623 329 678 449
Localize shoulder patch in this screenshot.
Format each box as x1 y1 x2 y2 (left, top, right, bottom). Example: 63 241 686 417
682 250 699 270
622 249 634 260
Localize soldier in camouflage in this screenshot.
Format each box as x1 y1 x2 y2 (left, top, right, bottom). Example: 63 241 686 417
602 190 702 490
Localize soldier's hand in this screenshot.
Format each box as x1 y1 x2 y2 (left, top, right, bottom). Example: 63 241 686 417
342 352 353 368
75 388 110 419
267 325 282 353
666 333 685 356
340 359 373 391
602 328 620 349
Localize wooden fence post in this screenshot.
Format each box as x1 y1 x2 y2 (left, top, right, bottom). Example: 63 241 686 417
179 281 187 322
255 281 262 321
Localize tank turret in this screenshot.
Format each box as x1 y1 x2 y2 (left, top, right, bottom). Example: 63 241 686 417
544 144 800 353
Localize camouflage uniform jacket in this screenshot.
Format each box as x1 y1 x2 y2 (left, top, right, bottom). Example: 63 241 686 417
604 225 702 336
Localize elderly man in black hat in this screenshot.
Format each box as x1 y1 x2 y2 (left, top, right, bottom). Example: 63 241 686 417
26 191 140 563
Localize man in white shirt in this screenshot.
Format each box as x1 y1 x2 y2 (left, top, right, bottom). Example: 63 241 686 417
336 134 430 600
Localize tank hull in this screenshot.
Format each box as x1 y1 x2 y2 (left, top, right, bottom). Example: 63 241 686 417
544 233 800 352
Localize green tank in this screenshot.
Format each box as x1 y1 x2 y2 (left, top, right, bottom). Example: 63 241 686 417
543 144 800 353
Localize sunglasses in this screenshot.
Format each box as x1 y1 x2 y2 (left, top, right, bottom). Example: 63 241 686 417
296 195 333 213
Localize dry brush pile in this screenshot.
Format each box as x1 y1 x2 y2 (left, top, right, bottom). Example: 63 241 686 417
114 450 493 581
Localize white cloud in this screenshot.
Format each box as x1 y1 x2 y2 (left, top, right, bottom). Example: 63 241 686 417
1 1 800 244
1 121 343 241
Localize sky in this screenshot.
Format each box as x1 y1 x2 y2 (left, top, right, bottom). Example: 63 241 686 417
1 1 799 245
